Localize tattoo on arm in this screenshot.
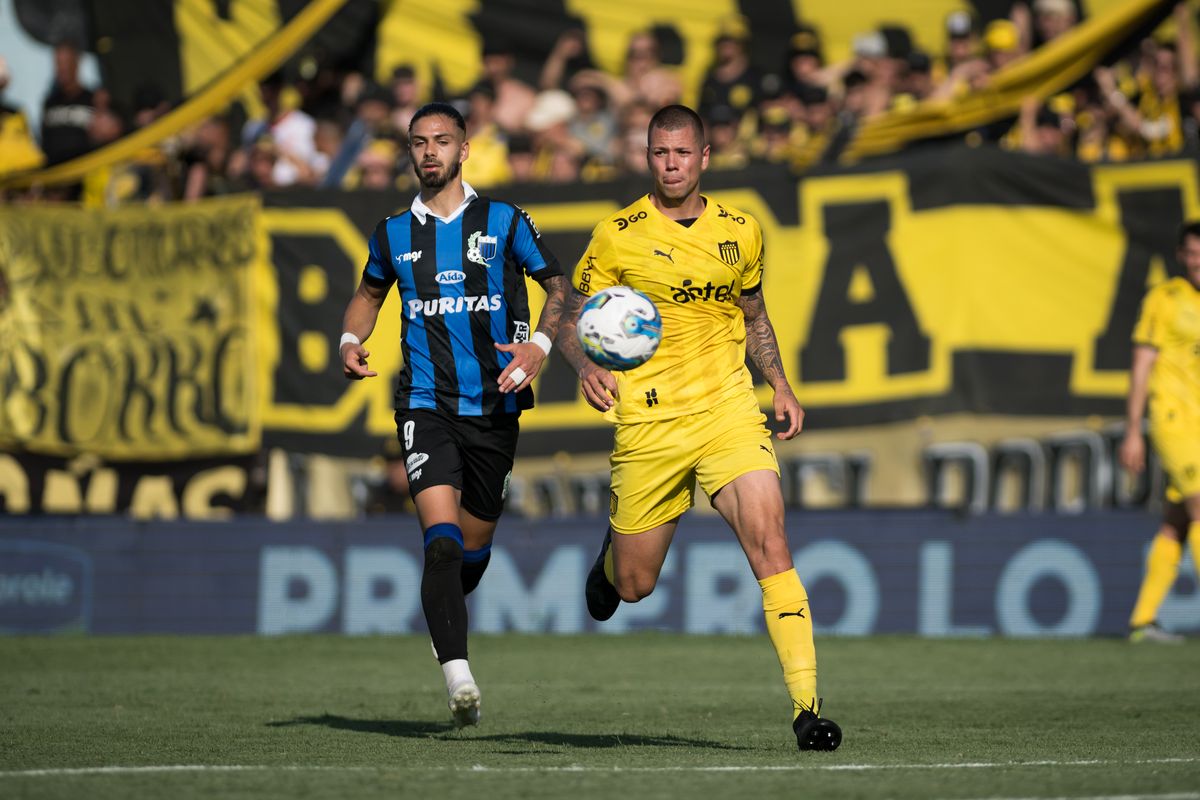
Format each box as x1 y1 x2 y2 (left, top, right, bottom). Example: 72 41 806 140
738 291 790 391
534 274 570 342
554 288 592 373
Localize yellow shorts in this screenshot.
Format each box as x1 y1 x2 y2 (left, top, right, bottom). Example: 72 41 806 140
1150 404 1200 499
608 390 779 534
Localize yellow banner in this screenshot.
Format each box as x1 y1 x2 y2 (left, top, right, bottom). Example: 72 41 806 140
844 0 1176 161
0 0 348 188
0 195 265 458
256 153 1200 451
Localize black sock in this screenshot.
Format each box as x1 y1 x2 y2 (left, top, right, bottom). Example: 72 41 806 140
461 545 492 595
421 525 467 664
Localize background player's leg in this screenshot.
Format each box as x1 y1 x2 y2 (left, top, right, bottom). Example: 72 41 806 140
459 509 498 596
1185 494 1200 594
1129 501 1186 639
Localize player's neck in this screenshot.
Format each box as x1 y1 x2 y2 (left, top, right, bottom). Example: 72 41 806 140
420 181 467 218
650 191 706 221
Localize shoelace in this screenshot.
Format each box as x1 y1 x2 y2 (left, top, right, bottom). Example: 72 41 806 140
793 696 824 718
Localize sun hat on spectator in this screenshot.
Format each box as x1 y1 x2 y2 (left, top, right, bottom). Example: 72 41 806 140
945 10 977 39
1033 0 1075 16
526 90 576 131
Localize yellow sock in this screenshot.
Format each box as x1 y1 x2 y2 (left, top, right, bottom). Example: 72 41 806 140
1189 521 1200 583
1129 530 1182 628
760 568 817 720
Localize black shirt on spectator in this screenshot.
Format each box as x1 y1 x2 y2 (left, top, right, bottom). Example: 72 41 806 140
41 84 95 165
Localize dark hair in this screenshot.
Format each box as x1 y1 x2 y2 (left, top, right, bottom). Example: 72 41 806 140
409 102 467 137
648 104 705 146
1178 221 1200 247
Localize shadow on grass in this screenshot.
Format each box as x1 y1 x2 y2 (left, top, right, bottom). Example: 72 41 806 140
268 714 747 750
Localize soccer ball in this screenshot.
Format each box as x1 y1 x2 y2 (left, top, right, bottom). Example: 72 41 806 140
576 286 662 371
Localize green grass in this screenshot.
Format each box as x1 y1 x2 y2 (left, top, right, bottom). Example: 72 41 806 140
1 635 1198 799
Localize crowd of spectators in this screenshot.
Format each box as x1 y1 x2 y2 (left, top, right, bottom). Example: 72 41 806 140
2 1 1200 203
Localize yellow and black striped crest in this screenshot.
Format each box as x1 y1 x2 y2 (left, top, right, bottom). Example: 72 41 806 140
717 240 740 266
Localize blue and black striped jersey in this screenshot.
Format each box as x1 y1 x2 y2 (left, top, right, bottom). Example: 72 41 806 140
363 195 561 416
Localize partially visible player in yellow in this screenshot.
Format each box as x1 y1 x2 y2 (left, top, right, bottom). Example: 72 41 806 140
556 104 841 752
1118 220 1200 643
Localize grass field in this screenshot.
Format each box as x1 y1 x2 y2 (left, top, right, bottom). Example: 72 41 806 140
1 634 1198 799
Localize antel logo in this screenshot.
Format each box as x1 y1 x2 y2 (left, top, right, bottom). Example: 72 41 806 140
0 541 92 633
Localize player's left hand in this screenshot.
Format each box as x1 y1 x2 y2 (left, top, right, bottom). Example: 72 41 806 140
494 342 547 393
774 387 804 440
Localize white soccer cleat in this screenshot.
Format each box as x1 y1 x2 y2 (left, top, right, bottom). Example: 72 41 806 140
1129 622 1184 644
448 681 481 727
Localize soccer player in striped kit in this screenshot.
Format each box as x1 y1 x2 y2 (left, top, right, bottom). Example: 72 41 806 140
339 102 568 726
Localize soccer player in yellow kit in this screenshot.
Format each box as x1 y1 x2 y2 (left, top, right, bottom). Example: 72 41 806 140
1118 221 1200 643
556 105 841 752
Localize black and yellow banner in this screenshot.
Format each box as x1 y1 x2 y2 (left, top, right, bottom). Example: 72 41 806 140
843 0 1179 162
259 148 1199 456
0 0 352 186
0 195 264 459
2 150 1197 462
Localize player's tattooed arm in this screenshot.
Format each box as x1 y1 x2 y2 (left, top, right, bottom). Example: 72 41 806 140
556 288 591 372
738 290 789 390
534 274 570 341
738 289 804 439
557 287 619 412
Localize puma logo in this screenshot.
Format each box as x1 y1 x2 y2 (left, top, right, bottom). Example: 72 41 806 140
653 248 674 262
778 609 806 619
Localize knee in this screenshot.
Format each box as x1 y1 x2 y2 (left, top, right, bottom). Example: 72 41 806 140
424 536 463 569
614 572 657 603
747 534 793 576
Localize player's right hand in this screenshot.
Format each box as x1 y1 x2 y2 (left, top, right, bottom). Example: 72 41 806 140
1118 430 1145 473
579 362 618 412
342 343 377 380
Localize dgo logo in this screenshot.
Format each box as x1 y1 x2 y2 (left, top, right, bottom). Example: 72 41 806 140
0 541 92 633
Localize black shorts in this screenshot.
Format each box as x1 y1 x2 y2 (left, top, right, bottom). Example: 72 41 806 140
394 408 519 521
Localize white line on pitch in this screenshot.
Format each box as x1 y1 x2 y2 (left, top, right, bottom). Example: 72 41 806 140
1 757 1198 778
946 795 1200 800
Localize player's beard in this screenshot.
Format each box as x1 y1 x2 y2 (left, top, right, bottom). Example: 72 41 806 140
416 158 461 189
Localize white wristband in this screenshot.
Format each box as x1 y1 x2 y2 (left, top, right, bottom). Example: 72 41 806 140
531 331 553 356
339 332 361 350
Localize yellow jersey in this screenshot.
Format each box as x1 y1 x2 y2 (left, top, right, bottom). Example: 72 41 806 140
1132 276 1200 419
572 193 764 423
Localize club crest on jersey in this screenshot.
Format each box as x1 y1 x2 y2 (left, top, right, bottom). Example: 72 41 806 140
717 240 740 266
468 231 498 266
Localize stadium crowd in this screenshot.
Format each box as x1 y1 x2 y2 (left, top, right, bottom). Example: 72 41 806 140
2 1 1199 203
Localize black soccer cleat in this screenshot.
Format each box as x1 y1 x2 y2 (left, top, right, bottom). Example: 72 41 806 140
585 529 621 622
793 700 842 752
